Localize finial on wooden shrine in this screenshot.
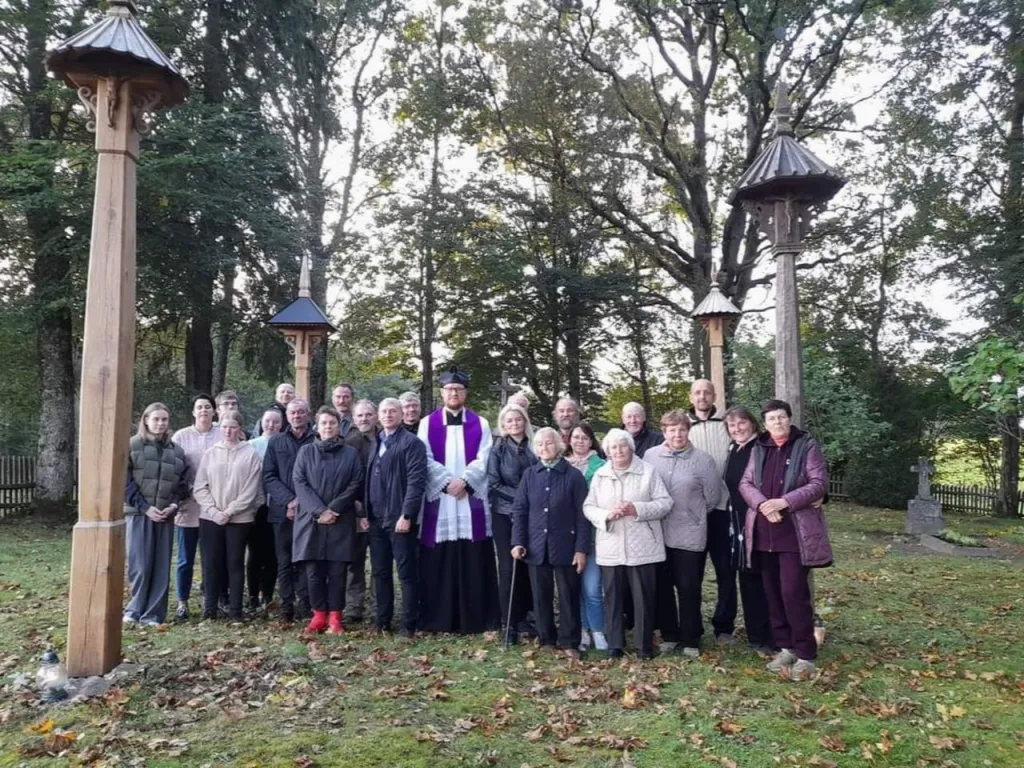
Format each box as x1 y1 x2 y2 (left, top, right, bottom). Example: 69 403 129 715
298 253 311 299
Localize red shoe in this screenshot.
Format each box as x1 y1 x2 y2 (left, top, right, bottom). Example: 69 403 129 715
305 610 328 634
327 610 344 635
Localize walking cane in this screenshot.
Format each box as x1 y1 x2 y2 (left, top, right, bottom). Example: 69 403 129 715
504 556 518 650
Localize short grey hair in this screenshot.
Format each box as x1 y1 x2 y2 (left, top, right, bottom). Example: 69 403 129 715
354 398 377 412
602 428 635 455
398 391 420 405
378 397 401 411
621 401 645 417
498 403 534 440
287 398 309 414
532 426 565 455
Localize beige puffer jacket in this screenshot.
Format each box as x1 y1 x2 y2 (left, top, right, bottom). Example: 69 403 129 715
583 456 672 566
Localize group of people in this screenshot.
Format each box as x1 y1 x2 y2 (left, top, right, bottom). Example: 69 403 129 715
122 371 833 681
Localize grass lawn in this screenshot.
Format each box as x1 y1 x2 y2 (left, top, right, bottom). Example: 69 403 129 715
1 504 1023 767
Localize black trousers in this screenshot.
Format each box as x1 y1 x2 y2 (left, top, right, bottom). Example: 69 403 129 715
368 518 420 631
654 558 683 642
305 560 348 612
199 519 251 617
602 563 657 653
492 513 532 631
345 529 369 620
528 563 581 649
708 509 773 644
665 547 708 647
273 519 309 617
246 506 277 605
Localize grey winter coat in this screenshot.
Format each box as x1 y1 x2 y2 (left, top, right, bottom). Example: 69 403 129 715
643 443 721 552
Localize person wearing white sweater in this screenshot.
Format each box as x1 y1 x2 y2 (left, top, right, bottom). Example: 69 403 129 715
583 429 672 660
193 414 264 621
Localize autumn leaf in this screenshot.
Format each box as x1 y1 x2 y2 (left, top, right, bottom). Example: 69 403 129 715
929 735 965 751
819 733 847 752
28 718 55 735
621 686 640 709
807 756 839 768
714 720 745 735
876 730 893 754
524 725 549 742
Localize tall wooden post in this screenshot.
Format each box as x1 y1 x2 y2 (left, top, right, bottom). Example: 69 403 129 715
269 253 334 401
65 76 140 676
47 0 188 677
692 282 742 416
773 242 805 427
728 81 845 430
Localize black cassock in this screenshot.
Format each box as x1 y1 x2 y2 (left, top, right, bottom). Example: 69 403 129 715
419 536 500 634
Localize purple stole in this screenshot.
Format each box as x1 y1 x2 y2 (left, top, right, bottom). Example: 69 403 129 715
420 408 488 548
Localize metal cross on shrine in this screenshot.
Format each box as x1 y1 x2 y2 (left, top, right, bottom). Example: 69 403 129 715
911 457 936 500
489 370 519 406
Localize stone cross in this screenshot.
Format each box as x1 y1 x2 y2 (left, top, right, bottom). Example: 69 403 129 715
911 457 935 500
489 370 518 407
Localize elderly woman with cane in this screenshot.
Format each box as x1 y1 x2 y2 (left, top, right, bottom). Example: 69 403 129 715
510 428 590 658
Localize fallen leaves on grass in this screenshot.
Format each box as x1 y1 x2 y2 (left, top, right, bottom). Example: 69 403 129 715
714 720 745 736
928 735 965 751
19 730 77 758
818 733 847 752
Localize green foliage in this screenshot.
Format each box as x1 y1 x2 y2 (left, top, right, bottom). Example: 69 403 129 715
730 341 889 466
0 304 41 454
950 335 1024 422
601 379 691 429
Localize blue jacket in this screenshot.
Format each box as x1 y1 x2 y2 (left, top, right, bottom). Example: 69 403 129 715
511 458 590 567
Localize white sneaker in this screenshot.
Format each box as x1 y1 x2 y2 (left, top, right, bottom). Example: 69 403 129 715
122 614 137 626
790 659 817 681
659 641 677 653
140 618 161 628
766 648 798 673
592 631 609 651
682 646 700 658
578 630 592 653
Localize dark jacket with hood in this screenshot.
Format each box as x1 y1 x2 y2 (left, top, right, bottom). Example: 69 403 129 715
292 438 364 563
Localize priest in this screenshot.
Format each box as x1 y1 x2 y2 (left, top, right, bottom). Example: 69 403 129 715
417 367 501 633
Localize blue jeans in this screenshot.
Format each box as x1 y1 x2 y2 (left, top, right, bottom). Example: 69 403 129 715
175 526 200 602
580 553 604 632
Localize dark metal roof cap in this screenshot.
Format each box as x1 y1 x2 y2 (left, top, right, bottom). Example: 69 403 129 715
46 1 188 106
268 297 335 332
728 81 845 205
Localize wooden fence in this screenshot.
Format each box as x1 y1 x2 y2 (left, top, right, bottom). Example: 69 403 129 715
0 456 37 515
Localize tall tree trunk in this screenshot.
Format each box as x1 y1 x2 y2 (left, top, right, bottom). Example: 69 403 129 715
997 415 1021 518
186 318 214 393
186 0 227 396
996 6 1024 516
26 2 75 503
212 264 234 396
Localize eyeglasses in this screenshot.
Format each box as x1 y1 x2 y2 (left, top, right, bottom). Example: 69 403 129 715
442 386 466 393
